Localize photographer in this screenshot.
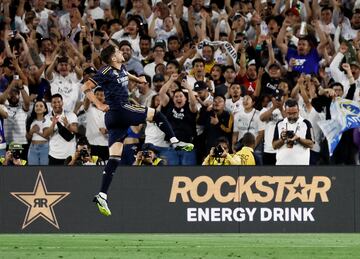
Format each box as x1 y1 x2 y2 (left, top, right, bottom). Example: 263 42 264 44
0 142 27 166
133 143 166 166
272 99 314 165
202 137 240 165
65 137 102 166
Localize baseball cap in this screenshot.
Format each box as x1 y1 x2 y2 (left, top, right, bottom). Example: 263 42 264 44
9 142 24 150
153 74 165 82
142 143 159 154
153 40 166 51
194 81 208 92
350 61 360 68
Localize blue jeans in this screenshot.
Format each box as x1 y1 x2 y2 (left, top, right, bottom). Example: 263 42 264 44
160 148 197 165
28 143 49 165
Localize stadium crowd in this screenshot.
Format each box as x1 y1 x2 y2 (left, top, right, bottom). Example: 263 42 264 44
0 0 360 166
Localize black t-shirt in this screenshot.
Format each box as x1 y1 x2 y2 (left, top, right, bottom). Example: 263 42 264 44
161 101 197 143
260 72 280 96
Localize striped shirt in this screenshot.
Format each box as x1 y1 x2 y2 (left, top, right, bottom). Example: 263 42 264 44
4 103 28 145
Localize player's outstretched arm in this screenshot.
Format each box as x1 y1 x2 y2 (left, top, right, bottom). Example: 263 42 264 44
81 80 109 112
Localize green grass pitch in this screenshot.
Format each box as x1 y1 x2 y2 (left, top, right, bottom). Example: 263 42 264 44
1 234 360 258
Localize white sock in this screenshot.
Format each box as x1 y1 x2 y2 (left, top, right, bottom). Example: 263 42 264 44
170 137 179 144
99 192 107 200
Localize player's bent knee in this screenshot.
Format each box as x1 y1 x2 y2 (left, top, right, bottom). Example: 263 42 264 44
146 107 155 121
109 142 123 156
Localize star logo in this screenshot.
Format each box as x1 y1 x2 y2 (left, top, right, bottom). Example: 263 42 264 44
10 171 70 229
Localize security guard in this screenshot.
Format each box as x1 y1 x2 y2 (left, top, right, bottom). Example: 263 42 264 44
234 132 259 165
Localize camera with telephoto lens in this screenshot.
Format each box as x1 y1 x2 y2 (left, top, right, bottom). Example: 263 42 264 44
213 145 224 158
79 148 90 159
286 130 295 139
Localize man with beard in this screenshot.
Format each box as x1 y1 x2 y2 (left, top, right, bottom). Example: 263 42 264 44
201 45 216 74
276 18 327 75
254 63 281 98
237 60 258 95
340 8 360 41
215 65 236 98
272 99 314 165
3 80 30 160
225 83 245 116
198 95 233 155
119 40 144 75
45 55 83 113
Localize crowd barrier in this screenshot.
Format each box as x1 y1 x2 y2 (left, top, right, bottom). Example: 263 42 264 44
0 166 359 233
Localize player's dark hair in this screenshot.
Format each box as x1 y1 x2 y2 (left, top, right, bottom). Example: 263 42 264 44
100 44 116 65
51 93 63 101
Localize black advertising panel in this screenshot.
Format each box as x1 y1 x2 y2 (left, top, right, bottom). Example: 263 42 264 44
0 166 357 233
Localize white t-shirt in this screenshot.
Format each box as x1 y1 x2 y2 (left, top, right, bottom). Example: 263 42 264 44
4 103 28 145
0 104 8 149
155 27 178 41
49 72 82 112
144 61 167 79
182 56 196 74
273 116 313 165
89 7 104 20
30 117 51 142
145 121 169 148
260 106 284 154
48 111 78 159
233 109 264 141
225 98 243 116
298 96 324 152
111 30 141 57
85 105 108 146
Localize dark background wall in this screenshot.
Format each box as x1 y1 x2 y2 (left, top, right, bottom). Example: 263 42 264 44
0 166 358 233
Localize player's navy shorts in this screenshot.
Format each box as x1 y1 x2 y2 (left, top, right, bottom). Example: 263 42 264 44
105 103 147 146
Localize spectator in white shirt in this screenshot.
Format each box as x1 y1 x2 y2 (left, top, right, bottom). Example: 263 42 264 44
84 87 109 161
3 80 31 160
47 94 78 165
144 40 167 79
137 74 156 107
45 55 83 113
26 99 52 165
232 95 264 154
272 99 314 165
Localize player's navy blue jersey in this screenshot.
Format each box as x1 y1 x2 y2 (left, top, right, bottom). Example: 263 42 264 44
89 65 129 110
